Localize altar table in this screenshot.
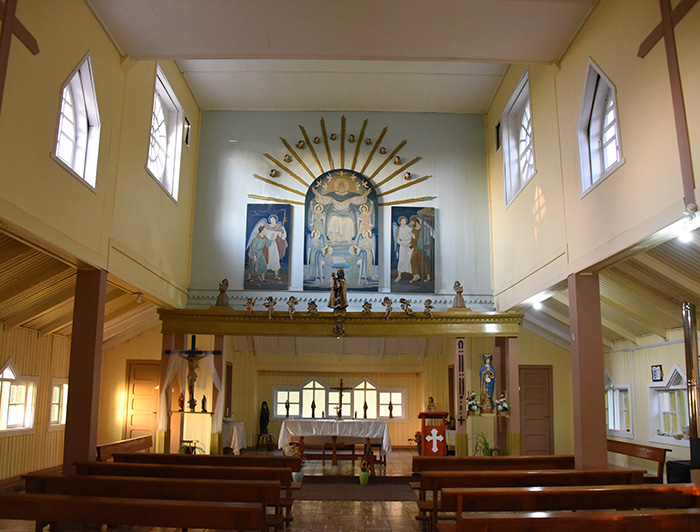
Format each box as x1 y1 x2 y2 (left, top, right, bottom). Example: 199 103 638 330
222 418 246 455
279 419 392 465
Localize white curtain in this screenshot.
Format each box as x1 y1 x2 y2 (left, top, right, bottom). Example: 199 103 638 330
157 352 224 434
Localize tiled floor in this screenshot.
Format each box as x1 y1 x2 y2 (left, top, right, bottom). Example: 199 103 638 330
0 449 421 532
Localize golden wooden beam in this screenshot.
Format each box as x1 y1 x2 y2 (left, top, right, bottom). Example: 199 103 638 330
248 194 304 206
340 116 346 168
351 119 368 171
321 117 335 170
158 308 523 338
360 127 387 176
370 140 406 179
264 152 310 188
375 157 423 188
279 138 316 182
378 196 436 206
299 125 324 175
253 174 305 196
377 175 431 197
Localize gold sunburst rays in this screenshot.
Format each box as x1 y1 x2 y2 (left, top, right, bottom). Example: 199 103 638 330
252 117 437 207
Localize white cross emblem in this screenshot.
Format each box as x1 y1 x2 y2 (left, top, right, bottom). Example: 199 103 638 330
425 428 444 453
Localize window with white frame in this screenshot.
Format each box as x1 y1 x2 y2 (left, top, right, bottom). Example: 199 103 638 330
353 380 378 419
273 379 405 420
49 378 68 429
502 70 536 205
0 358 37 434
578 60 623 193
275 389 300 418
301 379 326 418
604 372 632 438
648 364 689 445
146 65 184 201
54 54 100 188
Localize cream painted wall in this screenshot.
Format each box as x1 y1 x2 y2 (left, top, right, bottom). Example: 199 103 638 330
604 328 692 474
0 329 69 480
488 0 700 311
518 327 574 455
98 326 162 445
0 0 199 308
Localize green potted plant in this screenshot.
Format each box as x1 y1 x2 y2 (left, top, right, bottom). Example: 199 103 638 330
472 431 502 456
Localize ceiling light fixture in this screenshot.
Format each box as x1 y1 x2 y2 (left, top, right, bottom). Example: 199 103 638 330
533 301 543 310
135 292 143 304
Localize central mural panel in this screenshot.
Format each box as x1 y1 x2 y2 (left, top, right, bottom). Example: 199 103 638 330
304 169 379 291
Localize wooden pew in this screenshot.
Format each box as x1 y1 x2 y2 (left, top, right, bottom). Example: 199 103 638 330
95 434 152 461
450 508 700 532
410 454 576 493
0 492 264 532
74 461 296 523
418 468 646 532
607 438 671 483
112 450 303 472
23 473 282 531
437 483 700 532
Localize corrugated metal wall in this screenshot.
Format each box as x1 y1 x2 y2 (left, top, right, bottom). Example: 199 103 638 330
0 329 69 480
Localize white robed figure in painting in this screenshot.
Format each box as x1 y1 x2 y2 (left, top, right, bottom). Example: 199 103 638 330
393 216 412 282
247 214 288 280
313 177 371 243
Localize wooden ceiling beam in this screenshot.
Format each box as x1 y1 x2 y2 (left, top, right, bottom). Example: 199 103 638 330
600 295 668 340
4 287 75 329
0 238 33 267
601 269 682 319
0 262 72 302
633 254 700 299
600 317 638 345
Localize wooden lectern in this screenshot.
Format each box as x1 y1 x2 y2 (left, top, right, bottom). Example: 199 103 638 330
418 411 448 456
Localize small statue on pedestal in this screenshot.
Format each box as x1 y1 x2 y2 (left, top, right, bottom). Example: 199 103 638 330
361 301 372 315
307 300 319 315
382 297 393 319
400 298 415 316
245 297 256 315
201 395 207 413
424 299 435 318
452 281 466 308
215 279 230 306
264 296 276 319
287 296 298 319
178 392 184 411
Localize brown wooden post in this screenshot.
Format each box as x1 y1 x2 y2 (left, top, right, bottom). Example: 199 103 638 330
62 268 107 473
568 272 607 469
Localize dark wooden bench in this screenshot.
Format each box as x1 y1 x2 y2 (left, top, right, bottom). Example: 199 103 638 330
74 460 296 524
447 508 700 532
437 483 700 532
23 473 282 531
112 450 303 472
410 454 576 492
418 468 646 532
0 492 264 532
607 438 671 483
95 434 152 461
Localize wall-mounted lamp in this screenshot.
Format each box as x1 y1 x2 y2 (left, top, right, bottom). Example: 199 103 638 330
135 292 143 304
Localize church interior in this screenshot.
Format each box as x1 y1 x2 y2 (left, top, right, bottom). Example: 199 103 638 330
1 0 700 530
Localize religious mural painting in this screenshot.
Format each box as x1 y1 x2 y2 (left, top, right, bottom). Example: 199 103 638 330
244 204 291 289
391 206 435 293
304 169 378 291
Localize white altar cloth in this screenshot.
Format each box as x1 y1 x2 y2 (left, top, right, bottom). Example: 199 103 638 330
222 418 246 455
279 419 392 454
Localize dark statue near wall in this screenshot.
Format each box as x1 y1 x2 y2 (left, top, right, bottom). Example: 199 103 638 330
260 401 271 434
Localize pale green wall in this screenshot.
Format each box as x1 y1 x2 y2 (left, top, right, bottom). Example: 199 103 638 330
189 111 492 305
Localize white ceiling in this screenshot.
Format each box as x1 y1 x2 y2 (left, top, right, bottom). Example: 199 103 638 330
86 0 598 113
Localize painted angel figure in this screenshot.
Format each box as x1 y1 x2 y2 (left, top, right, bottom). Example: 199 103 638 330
393 216 412 282
246 214 288 281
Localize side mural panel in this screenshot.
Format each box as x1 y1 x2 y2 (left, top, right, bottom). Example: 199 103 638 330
304 169 378 292
391 206 435 293
244 204 291 289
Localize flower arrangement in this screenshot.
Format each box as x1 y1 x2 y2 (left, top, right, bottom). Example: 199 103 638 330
495 392 510 416
408 430 422 453
467 391 480 415
287 440 306 469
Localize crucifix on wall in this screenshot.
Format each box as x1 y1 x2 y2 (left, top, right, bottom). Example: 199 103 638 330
0 0 40 119
331 379 350 419
638 0 698 215
166 335 221 411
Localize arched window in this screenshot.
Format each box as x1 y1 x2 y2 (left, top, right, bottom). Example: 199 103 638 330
302 379 326 418
353 380 377 419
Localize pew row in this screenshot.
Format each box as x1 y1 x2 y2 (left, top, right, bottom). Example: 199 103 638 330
410 454 576 493
95 434 152 461
23 473 282 532
607 438 671 483
436 483 700 532
444 508 700 532
417 468 646 532
0 492 264 532
112 450 303 472
74 461 296 523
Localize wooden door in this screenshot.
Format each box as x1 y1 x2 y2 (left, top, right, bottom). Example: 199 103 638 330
519 365 553 455
125 361 159 444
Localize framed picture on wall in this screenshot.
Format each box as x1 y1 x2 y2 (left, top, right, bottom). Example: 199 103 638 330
651 364 663 382
244 204 291 289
